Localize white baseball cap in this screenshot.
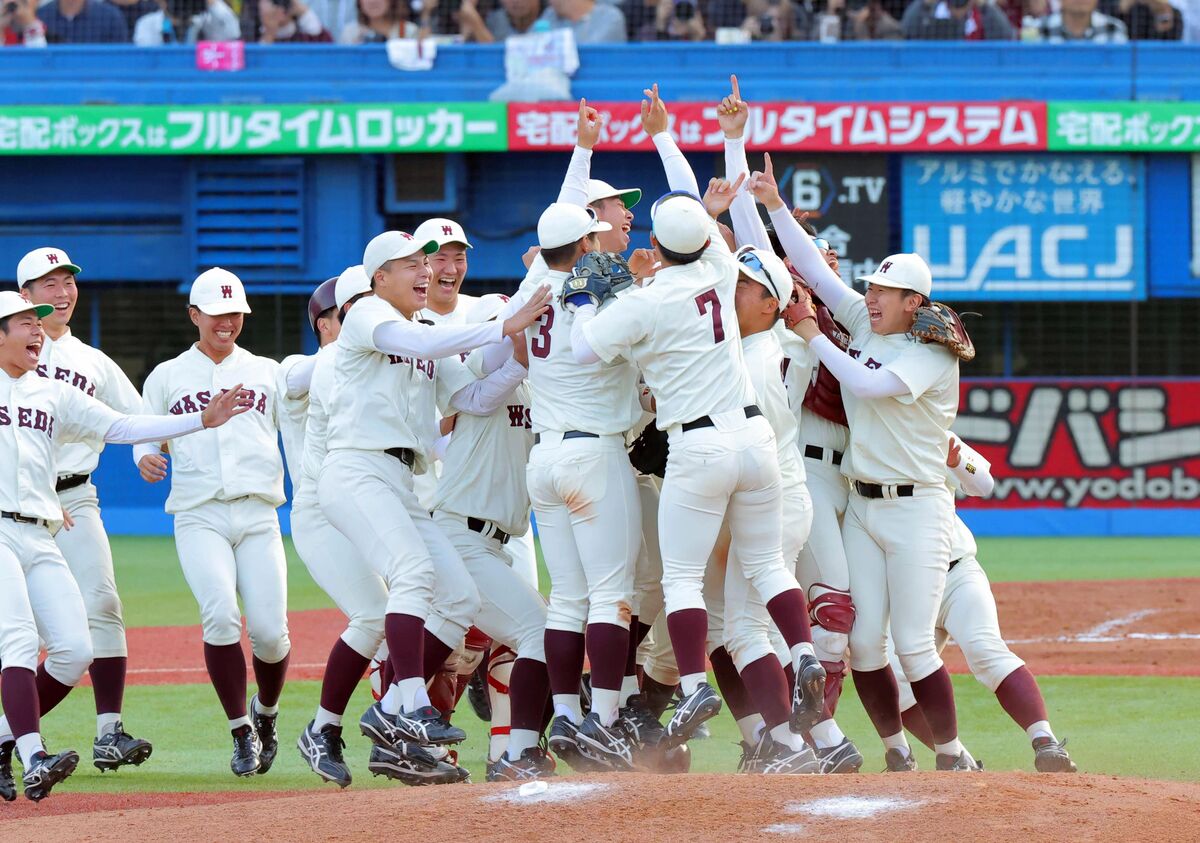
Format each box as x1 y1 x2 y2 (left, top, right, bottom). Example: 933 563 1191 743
587 179 641 210
334 264 372 310
734 246 791 313
467 293 511 324
189 267 252 316
414 218 473 250
0 290 54 320
857 253 933 298
363 231 438 281
17 247 82 288
537 203 611 250
651 195 710 255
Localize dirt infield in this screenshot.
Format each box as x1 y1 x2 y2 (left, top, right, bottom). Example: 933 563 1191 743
3 773 1198 841
104 578 1200 687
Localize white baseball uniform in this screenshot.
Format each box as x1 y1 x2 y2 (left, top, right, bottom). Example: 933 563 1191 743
38 330 142 661
135 345 290 664
831 291 960 682
520 264 642 635
280 346 387 661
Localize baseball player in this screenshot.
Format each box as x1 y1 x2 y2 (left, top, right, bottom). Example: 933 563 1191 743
317 230 549 777
0 290 251 801
13 248 152 774
571 85 825 749
133 268 292 779
890 435 1077 774
756 161 973 773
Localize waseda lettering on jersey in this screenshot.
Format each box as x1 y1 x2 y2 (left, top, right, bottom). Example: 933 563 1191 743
168 388 268 416
0 405 55 438
847 349 883 369
386 355 436 380
35 364 97 397
507 404 532 429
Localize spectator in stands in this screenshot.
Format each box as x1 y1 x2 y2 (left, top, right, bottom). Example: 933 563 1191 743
110 0 159 37
459 0 543 41
538 0 626 42
1123 0 1182 37
338 0 417 41
901 0 1014 37
827 0 902 38
3 0 48 43
643 0 708 38
1036 0 1127 39
993 0 1045 33
133 0 239 43
258 0 331 39
38 0 129 41
740 0 800 39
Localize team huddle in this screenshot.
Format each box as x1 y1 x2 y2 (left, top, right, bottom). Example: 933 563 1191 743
0 76 1079 803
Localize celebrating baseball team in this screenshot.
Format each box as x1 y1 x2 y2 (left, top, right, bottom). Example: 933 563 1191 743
0 75 1080 804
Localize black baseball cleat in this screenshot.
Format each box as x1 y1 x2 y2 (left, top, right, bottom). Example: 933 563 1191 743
576 712 635 770
486 747 557 782
466 660 491 722
1033 737 1077 773
663 682 722 749
815 738 864 774
737 735 769 774
760 739 821 775
884 747 918 772
618 695 667 752
367 743 465 786
394 705 466 746
360 701 405 748
93 723 153 772
789 654 827 734
250 696 279 774
297 720 352 788
936 748 983 771
548 715 602 772
0 740 16 802
22 750 79 802
579 672 593 717
230 724 262 778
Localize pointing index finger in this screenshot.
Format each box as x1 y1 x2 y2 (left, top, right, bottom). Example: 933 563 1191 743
730 74 741 102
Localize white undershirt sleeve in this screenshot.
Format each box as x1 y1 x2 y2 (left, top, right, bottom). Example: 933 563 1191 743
570 304 602 364
808 335 909 399
284 355 318 398
372 319 504 360
652 132 700 196
767 204 851 311
448 358 528 415
557 146 592 208
724 137 771 251
949 442 996 497
107 412 204 445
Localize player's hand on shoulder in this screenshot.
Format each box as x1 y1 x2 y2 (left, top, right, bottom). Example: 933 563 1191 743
503 285 552 336
201 383 256 429
138 453 169 484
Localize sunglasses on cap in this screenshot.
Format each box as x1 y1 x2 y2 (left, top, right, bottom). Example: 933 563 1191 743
650 189 703 218
812 238 831 252
736 248 782 301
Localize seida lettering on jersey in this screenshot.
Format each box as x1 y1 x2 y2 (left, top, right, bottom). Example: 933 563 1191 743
0 405 56 438
37 364 97 397
167 389 269 416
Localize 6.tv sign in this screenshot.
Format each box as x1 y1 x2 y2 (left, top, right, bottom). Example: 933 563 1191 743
901 154 1145 301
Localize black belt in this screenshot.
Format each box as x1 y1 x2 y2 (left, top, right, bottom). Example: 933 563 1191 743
56 474 90 493
467 516 510 545
533 430 599 446
384 447 416 469
853 481 914 499
803 445 843 466
682 405 762 433
949 557 962 572
2 511 47 527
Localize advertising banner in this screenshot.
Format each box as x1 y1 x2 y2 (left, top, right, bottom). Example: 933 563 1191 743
509 102 1046 152
1049 101 1200 152
901 153 1145 300
0 103 508 155
955 379 1200 510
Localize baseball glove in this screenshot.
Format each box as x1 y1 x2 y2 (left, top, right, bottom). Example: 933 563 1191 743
912 302 975 362
627 423 669 478
782 279 816 330
560 252 636 313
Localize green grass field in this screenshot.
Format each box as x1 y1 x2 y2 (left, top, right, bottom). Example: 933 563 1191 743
32 536 1200 793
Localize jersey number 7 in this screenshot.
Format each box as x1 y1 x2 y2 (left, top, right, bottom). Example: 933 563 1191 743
695 290 724 343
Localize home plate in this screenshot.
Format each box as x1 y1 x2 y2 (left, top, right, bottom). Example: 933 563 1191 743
481 782 613 805
786 796 924 819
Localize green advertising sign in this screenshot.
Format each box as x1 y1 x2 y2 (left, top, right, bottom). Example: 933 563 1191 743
0 102 507 155
1049 101 1200 152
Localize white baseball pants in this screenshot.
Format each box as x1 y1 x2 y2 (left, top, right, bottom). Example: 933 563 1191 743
54 481 126 659
794 456 851 665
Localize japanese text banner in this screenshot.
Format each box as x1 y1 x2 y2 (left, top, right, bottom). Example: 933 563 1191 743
509 101 1046 152
1049 102 1200 152
0 103 507 155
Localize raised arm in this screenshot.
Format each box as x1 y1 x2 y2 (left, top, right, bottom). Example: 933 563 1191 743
718 74 771 251
108 386 254 444
642 84 700 197
558 99 603 208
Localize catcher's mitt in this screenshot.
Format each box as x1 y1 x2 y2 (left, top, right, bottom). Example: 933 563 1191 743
911 302 975 362
560 251 636 313
782 279 816 330
627 423 669 478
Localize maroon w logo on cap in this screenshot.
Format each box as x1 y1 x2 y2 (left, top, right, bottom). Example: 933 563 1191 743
442 225 453 236
880 261 893 273
221 285 233 299
46 253 59 265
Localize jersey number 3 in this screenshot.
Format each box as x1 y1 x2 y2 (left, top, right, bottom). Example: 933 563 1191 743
695 290 724 343
531 308 555 359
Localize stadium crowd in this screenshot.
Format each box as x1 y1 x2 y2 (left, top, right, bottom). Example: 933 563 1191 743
1 0 1195 46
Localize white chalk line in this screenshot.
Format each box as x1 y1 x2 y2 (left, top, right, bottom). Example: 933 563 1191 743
786 796 925 820
481 782 612 805
1000 608 1200 645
